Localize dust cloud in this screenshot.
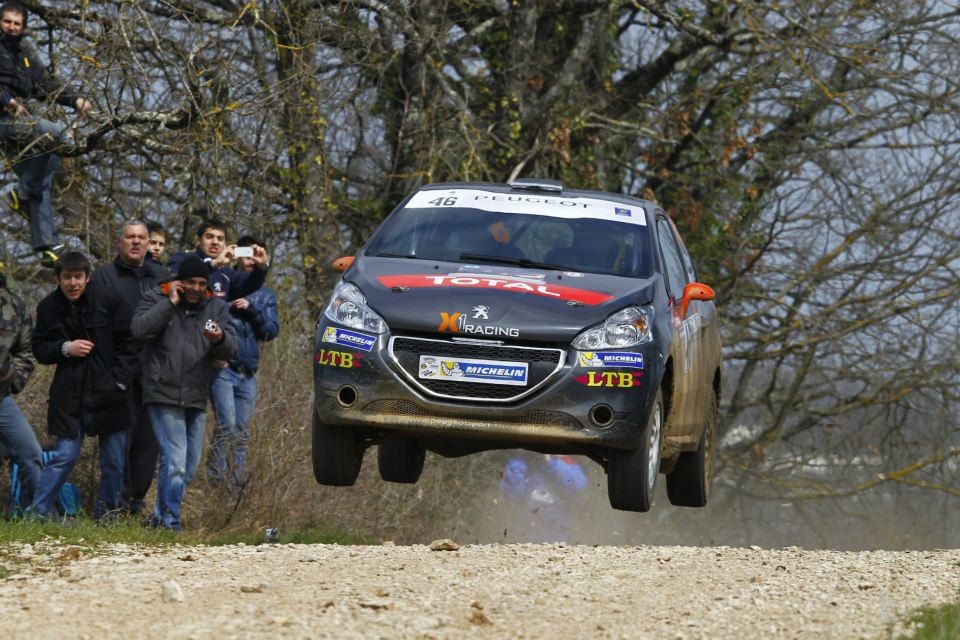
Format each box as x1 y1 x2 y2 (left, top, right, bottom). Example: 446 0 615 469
435 452 959 551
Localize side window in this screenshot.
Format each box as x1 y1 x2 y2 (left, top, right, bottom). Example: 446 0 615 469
656 217 689 301
665 217 698 282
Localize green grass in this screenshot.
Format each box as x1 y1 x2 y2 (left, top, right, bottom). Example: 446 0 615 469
0 516 370 551
895 600 960 640
0 516 182 547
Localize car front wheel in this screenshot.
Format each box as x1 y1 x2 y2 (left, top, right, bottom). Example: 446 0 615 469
311 410 365 486
607 388 663 512
666 388 716 507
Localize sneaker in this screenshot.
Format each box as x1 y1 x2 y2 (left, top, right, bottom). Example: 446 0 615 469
39 244 65 269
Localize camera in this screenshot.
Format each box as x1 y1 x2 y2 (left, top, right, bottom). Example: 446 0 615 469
234 246 254 258
204 319 218 332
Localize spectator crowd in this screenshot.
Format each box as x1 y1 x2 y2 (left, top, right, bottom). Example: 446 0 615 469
0 2 280 532
0 217 279 532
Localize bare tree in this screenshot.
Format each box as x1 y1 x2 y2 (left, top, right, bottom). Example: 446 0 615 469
4 0 956 499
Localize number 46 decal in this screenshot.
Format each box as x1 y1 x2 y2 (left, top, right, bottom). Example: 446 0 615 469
428 196 458 206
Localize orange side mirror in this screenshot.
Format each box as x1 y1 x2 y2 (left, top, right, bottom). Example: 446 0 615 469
332 256 355 272
680 282 715 319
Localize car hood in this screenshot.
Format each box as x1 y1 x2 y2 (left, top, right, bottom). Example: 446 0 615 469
348 257 658 343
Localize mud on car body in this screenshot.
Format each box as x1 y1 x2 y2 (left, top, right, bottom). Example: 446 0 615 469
312 179 722 512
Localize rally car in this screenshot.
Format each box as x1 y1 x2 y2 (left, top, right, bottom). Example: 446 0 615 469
312 179 721 512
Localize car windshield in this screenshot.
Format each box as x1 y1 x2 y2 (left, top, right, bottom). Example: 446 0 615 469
365 191 653 278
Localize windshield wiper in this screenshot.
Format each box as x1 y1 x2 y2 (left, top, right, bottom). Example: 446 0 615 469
372 252 418 259
459 253 574 272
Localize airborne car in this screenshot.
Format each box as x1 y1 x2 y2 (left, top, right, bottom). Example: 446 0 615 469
312 179 721 512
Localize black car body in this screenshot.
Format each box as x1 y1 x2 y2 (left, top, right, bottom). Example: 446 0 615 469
312 179 722 511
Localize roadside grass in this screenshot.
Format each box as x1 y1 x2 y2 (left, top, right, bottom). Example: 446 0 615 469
0 516 369 550
894 589 960 640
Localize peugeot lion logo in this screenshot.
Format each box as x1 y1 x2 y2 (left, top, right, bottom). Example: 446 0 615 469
472 305 489 320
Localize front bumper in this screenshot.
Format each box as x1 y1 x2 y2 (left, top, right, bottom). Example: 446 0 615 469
313 322 663 450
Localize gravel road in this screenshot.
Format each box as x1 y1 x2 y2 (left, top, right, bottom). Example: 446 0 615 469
1 541 957 639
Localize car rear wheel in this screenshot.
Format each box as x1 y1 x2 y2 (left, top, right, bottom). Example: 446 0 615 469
666 389 716 507
378 436 426 484
607 388 663 512
311 410 364 486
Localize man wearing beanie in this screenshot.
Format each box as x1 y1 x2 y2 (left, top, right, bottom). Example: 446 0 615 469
131 255 236 532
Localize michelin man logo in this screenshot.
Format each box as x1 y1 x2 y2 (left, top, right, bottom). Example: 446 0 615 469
440 360 464 379
578 352 604 367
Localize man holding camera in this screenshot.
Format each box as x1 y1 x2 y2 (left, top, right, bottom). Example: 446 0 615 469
167 219 268 301
131 256 236 532
207 235 279 490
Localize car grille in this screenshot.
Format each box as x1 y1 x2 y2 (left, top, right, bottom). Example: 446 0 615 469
389 336 565 403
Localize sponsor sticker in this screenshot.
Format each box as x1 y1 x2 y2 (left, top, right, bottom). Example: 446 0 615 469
419 355 528 386
574 371 643 388
314 349 362 368
577 351 644 369
322 326 376 352
406 188 648 226
378 274 613 306
438 311 519 337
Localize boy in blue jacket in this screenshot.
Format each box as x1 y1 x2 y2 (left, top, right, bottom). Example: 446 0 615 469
207 235 278 489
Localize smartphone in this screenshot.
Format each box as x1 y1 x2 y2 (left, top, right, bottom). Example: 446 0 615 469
234 246 254 258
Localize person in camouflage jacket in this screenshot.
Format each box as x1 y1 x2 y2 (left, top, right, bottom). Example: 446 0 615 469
0 266 42 507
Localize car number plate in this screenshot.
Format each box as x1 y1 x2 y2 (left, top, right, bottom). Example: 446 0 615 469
418 355 528 386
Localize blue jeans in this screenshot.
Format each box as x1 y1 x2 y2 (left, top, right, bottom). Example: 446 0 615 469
208 367 257 487
148 404 206 532
30 429 128 519
96 429 128 519
0 395 42 507
0 116 69 249
31 435 81 518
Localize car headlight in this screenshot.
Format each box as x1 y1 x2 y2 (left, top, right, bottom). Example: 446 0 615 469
323 282 388 334
571 306 654 350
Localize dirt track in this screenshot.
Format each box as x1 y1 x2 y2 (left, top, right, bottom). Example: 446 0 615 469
1 541 957 639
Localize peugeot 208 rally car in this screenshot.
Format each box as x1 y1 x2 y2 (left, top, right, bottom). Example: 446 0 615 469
312 179 721 512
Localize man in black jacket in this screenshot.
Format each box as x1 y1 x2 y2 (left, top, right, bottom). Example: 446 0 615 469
132 256 236 532
89 219 170 515
0 2 92 265
30 251 133 519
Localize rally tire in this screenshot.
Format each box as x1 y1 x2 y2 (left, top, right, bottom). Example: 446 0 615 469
378 436 426 484
311 410 364 486
607 388 663 512
666 389 717 507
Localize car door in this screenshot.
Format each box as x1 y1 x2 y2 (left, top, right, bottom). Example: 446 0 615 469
667 217 719 408
655 214 702 444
